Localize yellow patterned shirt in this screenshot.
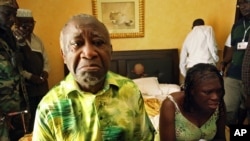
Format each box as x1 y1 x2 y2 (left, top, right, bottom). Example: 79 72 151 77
32 71 155 141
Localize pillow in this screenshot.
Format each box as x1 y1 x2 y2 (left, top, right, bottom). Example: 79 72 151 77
159 84 181 95
133 77 162 96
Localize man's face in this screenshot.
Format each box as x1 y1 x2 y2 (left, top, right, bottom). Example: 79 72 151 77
14 17 35 37
238 0 250 16
134 64 144 75
62 18 112 89
0 6 17 28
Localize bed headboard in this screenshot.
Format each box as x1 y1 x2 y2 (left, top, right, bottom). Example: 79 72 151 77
64 49 180 85
110 49 180 84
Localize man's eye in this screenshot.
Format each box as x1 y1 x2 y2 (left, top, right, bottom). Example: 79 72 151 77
92 40 105 47
70 41 84 48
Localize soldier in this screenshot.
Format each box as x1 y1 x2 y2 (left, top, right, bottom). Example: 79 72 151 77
0 0 28 140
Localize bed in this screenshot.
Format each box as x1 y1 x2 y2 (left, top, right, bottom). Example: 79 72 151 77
110 49 230 141
109 49 181 138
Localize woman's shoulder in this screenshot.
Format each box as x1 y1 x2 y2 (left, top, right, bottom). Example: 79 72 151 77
169 91 184 103
162 91 184 108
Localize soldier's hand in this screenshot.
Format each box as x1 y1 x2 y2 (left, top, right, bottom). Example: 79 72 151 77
30 74 44 84
40 71 48 80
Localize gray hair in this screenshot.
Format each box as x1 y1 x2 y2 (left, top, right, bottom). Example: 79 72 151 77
59 13 110 54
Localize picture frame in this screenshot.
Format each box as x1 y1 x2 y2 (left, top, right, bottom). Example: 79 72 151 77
92 0 144 38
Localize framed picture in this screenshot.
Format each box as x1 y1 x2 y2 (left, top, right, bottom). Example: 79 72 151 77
92 0 144 38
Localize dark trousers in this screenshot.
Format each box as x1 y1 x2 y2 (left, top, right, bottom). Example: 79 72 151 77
28 95 43 132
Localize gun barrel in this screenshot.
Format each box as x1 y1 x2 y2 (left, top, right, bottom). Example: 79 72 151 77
7 110 28 116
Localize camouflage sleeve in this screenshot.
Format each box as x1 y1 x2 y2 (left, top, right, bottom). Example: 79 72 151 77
0 41 21 113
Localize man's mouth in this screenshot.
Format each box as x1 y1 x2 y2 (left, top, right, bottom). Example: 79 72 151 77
78 64 101 71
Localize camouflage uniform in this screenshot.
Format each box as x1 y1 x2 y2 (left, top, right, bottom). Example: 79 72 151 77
0 26 22 141
0 0 23 140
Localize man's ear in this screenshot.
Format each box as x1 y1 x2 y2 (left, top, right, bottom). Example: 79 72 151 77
61 49 67 64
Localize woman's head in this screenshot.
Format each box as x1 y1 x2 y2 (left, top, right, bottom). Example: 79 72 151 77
183 63 225 112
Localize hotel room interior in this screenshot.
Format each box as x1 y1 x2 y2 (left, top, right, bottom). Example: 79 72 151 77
18 0 241 140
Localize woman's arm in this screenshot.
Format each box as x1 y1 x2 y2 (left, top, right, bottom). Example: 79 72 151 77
159 96 176 141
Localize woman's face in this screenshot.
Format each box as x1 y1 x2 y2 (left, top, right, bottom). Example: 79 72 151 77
191 77 223 112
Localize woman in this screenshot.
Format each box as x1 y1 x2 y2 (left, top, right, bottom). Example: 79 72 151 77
159 63 226 141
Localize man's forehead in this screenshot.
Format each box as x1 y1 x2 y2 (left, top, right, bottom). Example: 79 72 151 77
16 17 34 22
65 21 100 32
63 23 105 41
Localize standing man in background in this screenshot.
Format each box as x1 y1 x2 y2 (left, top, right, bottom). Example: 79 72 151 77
179 18 219 77
13 8 49 133
220 0 250 125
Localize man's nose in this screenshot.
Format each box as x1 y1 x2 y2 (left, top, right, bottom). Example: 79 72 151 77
80 43 98 59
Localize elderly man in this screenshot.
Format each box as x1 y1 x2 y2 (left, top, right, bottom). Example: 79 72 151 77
32 14 155 141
